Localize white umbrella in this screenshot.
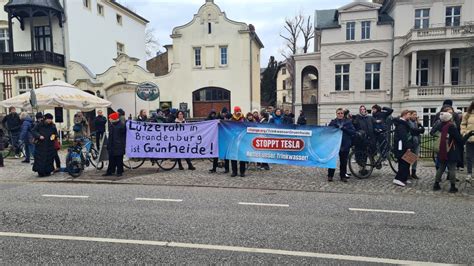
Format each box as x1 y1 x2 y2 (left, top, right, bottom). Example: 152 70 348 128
0 80 111 111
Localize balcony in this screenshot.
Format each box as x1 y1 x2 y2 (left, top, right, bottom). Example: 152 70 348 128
0 51 65 67
403 84 474 100
403 22 474 44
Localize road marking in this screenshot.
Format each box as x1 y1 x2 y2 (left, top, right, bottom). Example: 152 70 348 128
238 202 289 207
42 195 89 199
135 198 183 202
0 231 455 265
349 208 415 214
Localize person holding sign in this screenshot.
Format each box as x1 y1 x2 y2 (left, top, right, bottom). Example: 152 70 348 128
392 110 414 187
230 106 246 177
175 111 196 171
103 112 126 177
327 108 356 182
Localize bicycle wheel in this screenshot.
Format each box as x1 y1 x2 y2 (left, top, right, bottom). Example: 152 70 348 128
124 157 146 169
68 161 83 178
388 151 398 174
157 159 177 171
89 147 104 170
348 149 374 179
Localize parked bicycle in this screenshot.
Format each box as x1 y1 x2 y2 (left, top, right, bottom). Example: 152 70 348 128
349 130 398 179
66 137 102 177
123 157 181 171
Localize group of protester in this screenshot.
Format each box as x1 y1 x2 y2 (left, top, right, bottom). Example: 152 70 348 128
1 99 473 193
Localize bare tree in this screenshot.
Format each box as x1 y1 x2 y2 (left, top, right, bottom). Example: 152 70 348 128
145 27 160 59
299 16 315 54
280 15 304 56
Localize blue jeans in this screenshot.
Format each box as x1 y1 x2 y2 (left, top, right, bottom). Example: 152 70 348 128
24 142 35 161
10 132 20 155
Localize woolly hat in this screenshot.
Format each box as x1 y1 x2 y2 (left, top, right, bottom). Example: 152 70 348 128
108 112 120 123
442 99 453 107
221 107 228 114
252 109 259 114
234 106 242 113
44 113 53 120
439 112 453 122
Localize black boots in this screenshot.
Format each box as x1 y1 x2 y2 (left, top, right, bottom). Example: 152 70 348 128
411 170 419 179
433 182 441 191
449 184 458 193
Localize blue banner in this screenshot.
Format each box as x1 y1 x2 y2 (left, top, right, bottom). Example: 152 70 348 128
218 121 342 168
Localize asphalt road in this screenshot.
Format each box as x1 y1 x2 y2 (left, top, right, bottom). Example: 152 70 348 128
0 182 472 265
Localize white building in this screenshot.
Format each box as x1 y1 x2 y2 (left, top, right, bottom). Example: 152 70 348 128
294 0 474 126
70 0 263 118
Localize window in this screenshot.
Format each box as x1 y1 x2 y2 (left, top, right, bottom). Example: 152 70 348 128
208 22 212 34
193 88 230 102
446 6 461 27
335 64 350 91
0 29 9 53
116 14 122 25
283 96 287 103
361 21 371 40
282 80 286 90
18 77 33 94
194 47 201 66
97 4 104 16
282 68 287 75
416 59 429 86
415 9 430 29
34 26 51 51
346 22 355 41
83 0 90 8
116 42 125 56
220 46 227 65
422 107 437 129
365 63 380 90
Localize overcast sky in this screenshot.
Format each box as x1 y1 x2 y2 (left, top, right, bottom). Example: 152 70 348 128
118 0 352 66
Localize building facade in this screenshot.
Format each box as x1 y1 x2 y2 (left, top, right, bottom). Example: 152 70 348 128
0 0 148 102
294 0 474 126
73 0 263 118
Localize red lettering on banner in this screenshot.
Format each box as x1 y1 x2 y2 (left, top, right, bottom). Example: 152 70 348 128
252 137 305 151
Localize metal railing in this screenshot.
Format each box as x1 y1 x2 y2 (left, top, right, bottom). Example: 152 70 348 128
0 51 65 67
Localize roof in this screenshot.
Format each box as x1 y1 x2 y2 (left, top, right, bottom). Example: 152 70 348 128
109 0 149 23
315 9 339 30
378 13 394 25
4 0 64 13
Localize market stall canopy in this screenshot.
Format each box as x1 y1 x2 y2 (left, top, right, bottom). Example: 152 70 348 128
0 80 111 111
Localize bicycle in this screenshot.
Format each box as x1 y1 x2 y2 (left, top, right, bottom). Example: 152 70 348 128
123 157 178 171
348 130 398 179
1 134 25 158
65 137 102 177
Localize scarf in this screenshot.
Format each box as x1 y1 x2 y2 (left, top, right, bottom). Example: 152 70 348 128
232 113 244 122
439 122 452 162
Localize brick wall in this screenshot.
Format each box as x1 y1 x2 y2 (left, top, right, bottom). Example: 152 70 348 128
146 52 169 76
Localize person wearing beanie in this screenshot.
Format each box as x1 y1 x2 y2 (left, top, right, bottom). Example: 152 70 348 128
431 107 465 193
230 106 246 177
103 112 126 177
31 113 58 177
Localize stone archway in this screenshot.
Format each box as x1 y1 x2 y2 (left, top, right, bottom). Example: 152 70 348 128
301 66 319 125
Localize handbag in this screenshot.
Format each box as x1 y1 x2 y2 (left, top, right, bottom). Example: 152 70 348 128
54 139 61 150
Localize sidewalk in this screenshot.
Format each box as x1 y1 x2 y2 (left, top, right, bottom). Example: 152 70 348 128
1 157 473 198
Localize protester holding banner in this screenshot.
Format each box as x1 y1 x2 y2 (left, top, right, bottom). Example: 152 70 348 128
230 106 246 177
208 110 227 173
175 111 196 171
283 109 294 124
297 110 307 125
252 109 260 122
137 109 148 122
103 112 126 177
392 110 414 187
260 111 270 123
246 112 257 123
327 108 356 182
269 109 284 125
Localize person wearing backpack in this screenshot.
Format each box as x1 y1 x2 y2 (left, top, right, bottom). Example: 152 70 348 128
432 109 465 193
461 101 474 182
73 112 90 140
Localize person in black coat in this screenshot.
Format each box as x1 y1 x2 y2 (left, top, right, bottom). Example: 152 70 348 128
327 108 356 182
352 105 375 175
297 110 307 125
94 110 107 150
31 113 58 177
103 112 126 177
2 107 22 157
392 110 414 187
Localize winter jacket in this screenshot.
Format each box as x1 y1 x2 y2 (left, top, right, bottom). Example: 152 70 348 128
282 115 294 125
94 115 107 133
107 121 126 156
19 117 34 143
373 107 393 132
269 114 283 125
230 113 245 122
461 111 474 143
297 114 307 125
408 120 425 147
328 118 356 152
432 122 464 163
31 122 58 175
352 114 375 139
393 118 414 159
2 112 21 133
